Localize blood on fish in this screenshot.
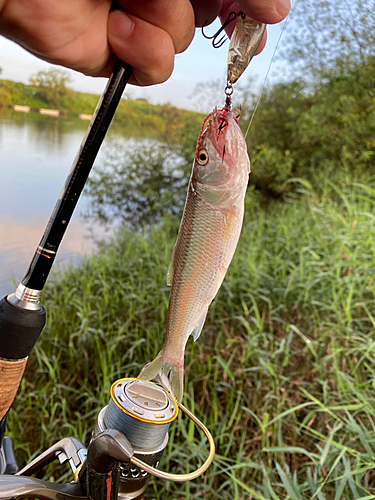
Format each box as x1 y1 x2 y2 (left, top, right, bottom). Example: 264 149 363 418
195 109 217 160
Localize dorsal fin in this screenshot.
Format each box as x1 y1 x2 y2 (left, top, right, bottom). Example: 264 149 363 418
166 245 177 286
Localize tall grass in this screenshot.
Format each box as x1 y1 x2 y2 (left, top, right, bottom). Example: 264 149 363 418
7 177 375 499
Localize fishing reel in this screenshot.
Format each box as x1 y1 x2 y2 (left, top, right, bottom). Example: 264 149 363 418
0 378 215 500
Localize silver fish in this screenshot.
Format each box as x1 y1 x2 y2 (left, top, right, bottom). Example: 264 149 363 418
138 106 250 402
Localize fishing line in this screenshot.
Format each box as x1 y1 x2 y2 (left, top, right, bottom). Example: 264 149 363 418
244 3 294 139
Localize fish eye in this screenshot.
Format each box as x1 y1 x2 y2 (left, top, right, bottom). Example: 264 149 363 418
197 149 209 165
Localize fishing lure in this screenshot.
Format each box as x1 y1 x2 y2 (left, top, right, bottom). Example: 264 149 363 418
227 13 266 86
203 11 265 95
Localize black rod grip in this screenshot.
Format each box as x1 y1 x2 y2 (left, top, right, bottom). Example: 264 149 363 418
0 297 45 359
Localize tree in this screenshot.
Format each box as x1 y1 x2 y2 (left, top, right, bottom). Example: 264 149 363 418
84 138 194 230
280 0 375 76
29 69 72 107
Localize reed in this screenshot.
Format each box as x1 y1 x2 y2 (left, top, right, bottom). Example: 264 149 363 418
7 175 375 499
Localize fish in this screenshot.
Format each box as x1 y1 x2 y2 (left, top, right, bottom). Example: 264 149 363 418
227 14 266 85
138 105 250 402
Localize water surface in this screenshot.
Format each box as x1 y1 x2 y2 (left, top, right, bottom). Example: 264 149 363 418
0 110 110 297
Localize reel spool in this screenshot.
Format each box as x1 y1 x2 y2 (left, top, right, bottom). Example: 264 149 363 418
95 378 177 499
104 378 177 449
94 377 215 500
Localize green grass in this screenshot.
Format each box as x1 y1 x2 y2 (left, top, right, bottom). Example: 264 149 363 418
6 176 375 499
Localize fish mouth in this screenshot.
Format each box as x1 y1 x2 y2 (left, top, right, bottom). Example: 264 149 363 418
196 107 232 162
208 110 232 161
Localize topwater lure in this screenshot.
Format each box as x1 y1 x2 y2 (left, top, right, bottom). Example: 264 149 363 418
138 103 250 402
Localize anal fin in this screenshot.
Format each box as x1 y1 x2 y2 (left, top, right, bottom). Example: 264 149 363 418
191 306 208 341
138 351 184 402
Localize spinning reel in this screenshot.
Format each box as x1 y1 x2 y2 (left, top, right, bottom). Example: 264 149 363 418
0 378 214 500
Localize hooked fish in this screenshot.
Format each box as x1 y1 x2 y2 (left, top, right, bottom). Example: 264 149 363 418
227 14 266 85
138 106 250 402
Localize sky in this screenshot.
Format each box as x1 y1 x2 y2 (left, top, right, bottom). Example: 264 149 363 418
0 19 288 112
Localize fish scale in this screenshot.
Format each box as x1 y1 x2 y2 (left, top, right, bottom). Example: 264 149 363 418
166 195 226 346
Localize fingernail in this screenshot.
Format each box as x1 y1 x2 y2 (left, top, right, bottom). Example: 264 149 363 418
111 11 134 40
276 0 290 18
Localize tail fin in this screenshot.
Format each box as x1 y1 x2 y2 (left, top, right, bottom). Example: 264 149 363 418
137 351 184 403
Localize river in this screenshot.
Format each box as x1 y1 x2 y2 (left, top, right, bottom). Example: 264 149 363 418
0 110 114 298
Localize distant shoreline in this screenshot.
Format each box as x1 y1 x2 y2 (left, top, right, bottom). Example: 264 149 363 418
12 104 92 120
0 78 204 138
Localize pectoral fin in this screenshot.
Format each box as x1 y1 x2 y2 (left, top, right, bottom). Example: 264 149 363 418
191 307 208 341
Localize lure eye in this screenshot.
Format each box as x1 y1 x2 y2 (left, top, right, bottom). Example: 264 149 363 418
197 149 209 165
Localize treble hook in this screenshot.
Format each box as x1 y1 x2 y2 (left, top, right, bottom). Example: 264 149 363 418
201 11 238 48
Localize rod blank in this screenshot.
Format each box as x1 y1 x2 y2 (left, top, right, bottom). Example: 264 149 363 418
22 61 132 291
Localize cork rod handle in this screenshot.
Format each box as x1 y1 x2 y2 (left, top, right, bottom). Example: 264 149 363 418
0 295 45 422
0 358 28 420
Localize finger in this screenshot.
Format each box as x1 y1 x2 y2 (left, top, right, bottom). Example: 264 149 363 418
239 0 290 23
221 0 290 25
189 0 222 27
108 10 175 86
117 0 195 54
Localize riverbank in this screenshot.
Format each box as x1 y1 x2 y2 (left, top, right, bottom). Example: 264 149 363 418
0 78 204 139
7 176 375 498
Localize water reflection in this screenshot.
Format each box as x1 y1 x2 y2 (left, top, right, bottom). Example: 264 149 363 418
0 215 103 297
0 110 107 297
0 109 88 154
84 136 189 230
0 112 87 217
0 108 189 297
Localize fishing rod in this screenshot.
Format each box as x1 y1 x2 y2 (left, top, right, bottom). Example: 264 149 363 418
0 58 216 499
0 9 269 498
0 59 132 431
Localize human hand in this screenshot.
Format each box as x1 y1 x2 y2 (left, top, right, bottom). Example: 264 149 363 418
0 0 290 86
